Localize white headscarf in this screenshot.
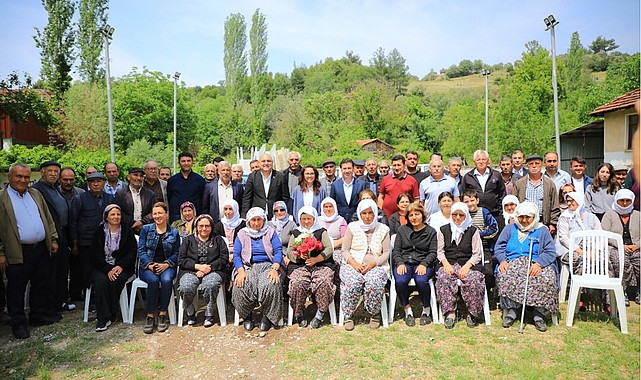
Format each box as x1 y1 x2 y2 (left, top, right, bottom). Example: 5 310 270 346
296 206 323 234
612 189 635 215
514 202 544 242
318 197 339 223
220 199 242 229
502 195 520 225
560 191 586 227
449 202 472 243
357 199 379 232
243 207 270 239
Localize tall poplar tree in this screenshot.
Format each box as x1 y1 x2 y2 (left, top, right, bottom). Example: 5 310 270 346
34 0 76 99
249 8 268 145
566 31 585 93
77 0 108 83
223 13 247 109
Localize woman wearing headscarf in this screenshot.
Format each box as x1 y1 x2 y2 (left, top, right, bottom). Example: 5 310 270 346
89 204 136 331
435 202 486 329
494 202 558 332
339 199 390 331
267 201 296 249
177 214 229 327
171 201 196 239
212 199 245 260
318 197 348 264
501 195 520 226
602 189 640 305
286 206 335 329
232 207 284 332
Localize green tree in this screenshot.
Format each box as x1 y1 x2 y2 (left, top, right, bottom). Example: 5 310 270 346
34 0 76 99
223 13 248 109
0 72 59 128
57 81 108 148
589 36 619 54
566 32 586 93
77 0 108 83
249 8 269 145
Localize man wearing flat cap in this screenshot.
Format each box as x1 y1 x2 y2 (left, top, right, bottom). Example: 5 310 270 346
513 154 560 234
115 167 156 234
320 159 338 195
353 159 366 178
31 161 75 314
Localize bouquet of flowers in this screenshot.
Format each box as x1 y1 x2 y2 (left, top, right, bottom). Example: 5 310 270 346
291 233 323 259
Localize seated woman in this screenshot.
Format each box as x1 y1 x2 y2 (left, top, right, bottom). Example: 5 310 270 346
602 189 640 305
558 183 576 214
393 203 437 326
291 164 327 224
286 206 335 329
340 199 390 331
318 197 348 264
232 207 284 332
428 191 454 230
177 214 229 327
171 201 196 239
388 192 413 235
435 202 486 329
89 204 136 331
350 190 388 225
138 202 180 334
267 201 296 249
494 202 558 332
501 195 520 226
212 199 245 268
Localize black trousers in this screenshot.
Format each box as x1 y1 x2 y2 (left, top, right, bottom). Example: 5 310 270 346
50 232 69 307
6 243 51 328
91 269 133 322
0 271 6 310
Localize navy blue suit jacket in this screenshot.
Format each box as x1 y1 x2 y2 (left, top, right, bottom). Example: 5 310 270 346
330 177 368 222
202 179 244 222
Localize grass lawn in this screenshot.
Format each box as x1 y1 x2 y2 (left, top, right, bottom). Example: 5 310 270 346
0 298 638 379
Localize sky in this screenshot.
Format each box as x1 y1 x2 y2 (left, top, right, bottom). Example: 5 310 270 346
1 0 639 87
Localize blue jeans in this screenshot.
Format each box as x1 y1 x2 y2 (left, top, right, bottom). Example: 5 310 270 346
140 267 176 315
393 264 434 308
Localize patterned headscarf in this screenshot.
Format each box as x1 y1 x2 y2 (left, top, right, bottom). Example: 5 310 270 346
180 201 196 235
101 204 122 264
221 199 242 229
561 191 586 228
244 207 270 239
270 201 290 234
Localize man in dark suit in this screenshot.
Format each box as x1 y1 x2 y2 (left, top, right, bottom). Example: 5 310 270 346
115 167 156 234
241 153 290 219
460 149 506 230
330 158 368 221
202 161 244 221
31 161 73 314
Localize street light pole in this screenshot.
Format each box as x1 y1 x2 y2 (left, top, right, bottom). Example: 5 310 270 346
101 25 115 163
173 72 180 174
481 69 490 152
544 15 561 156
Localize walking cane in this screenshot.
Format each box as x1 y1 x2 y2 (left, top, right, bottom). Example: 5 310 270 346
518 237 538 334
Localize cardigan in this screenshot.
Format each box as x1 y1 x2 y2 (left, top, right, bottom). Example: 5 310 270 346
177 234 229 283
601 210 641 247
494 224 557 270
89 223 137 276
392 224 437 268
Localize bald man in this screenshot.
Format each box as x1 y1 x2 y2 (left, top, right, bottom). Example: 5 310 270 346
241 153 290 219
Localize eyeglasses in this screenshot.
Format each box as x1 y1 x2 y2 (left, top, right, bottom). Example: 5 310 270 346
197 225 212 229
274 209 286 213
146 167 158 171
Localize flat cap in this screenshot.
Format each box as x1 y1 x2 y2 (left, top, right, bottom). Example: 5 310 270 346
526 154 543 163
613 163 629 172
86 172 106 181
128 167 144 174
321 159 336 167
40 160 61 169
354 159 366 166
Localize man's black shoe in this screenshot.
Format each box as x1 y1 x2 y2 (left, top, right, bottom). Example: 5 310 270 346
259 316 272 331
243 317 254 331
12 325 30 339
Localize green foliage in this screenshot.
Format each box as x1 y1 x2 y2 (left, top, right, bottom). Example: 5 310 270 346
250 8 269 146
77 0 108 83
224 13 248 109
57 81 107 148
566 32 586 93
589 36 620 54
125 138 174 168
369 48 410 96
0 72 60 129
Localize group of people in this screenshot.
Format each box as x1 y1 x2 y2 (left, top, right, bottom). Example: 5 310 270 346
0 148 637 339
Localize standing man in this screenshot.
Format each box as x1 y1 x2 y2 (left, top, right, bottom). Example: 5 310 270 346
31 161 74 313
80 166 97 191
0 163 59 339
330 158 367 221
378 155 420 218
359 158 383 196
249 160 260 173
159 167 171 181
419 158 460 215
70 172 114 295
242 153 290 219
231 164 244 183
460 150 506 230
320 159 338 195
447 157 463 188
353 159 366 178
499 155 521 195
202 161 244 221
115 168 156 234
569 156 593 194
103 162 126 197
142 159 168 204
203 164 217 184
511 150 528 177
378 160 390 176
57 167 85 302
167 152 206 223
514 155 560 234
58 167 85 206
543 151 571 191
405 151 428 185
283 151 302 197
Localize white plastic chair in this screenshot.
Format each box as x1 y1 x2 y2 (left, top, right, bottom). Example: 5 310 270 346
559 261 570 303
387 234 440 325
338 292 389 328
177 285 227 327
83 274 135 323
566 230 627 334
126 257 177 325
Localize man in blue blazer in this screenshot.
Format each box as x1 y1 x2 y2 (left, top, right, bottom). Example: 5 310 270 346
202 161 244 221
330 158 368 222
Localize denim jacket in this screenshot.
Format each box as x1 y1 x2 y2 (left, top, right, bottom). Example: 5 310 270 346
137 223 180 270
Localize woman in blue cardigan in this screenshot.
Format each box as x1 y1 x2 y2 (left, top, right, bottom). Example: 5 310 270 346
138 202 180 334
290 165 326 224
494 202 558 332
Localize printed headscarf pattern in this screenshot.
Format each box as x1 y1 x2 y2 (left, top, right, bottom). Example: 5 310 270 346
449 202 472 243
101 204 122 264
221 199 242 229
560 192 586 229
357 199 379 232
244 207 270 239
270 201 290 234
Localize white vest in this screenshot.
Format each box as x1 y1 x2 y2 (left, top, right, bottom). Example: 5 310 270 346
346 222 390 277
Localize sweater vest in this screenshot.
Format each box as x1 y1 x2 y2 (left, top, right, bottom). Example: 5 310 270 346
440 224 477 266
